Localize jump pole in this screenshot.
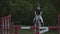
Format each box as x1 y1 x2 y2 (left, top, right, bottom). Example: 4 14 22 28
0 18 2 34
2 15 11 34
0 15 11 34
58 15 60 34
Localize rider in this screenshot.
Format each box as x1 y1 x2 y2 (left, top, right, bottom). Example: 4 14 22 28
33 4 44 26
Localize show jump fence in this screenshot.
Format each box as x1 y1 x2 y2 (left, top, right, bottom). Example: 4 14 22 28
0 15 60 34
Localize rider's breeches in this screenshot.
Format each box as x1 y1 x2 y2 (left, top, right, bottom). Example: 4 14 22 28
33 15 43 23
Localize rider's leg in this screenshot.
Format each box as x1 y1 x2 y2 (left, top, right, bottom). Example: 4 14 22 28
39 15 43 23
38 15 44 27
33 17 35 23
33 15 38 23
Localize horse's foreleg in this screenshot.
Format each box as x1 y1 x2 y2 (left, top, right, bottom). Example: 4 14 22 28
34 23 37 33
38 21 41 34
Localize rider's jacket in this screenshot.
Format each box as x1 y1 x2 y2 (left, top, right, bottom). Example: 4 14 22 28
35 9 41 15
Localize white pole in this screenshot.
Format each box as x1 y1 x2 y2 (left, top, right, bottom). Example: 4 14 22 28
21 27 31 29
2 18 4 34
5 18 7 34
40 27 48 34
7 19 10 34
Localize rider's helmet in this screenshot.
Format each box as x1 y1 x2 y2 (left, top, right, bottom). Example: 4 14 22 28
37 4 40 6
37 4 41 10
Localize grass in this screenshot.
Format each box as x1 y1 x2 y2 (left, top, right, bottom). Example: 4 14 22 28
13 29 58 34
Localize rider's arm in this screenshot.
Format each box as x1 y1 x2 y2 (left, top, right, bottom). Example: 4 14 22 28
35 11 36 15
40 11 42 16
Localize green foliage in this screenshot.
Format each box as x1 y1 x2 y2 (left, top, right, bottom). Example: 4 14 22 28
0 0 60 26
